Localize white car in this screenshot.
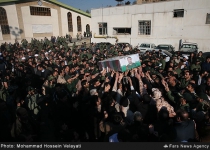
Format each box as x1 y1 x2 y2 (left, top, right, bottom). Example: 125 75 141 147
138 43 156 54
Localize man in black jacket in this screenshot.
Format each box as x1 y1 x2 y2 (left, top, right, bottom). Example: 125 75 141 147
174 109 196 142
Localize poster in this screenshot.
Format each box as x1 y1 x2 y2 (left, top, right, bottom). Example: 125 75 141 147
98 54 141 72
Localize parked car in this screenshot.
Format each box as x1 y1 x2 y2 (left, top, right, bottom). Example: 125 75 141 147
154 44 175 54
179 42 198 56
116 42 132 49
202 52 210 60
138 43 156 54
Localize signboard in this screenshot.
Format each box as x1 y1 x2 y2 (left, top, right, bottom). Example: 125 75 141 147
32 24 53 33
98 54 141 72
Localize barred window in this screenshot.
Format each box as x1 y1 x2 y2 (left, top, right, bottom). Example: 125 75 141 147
138 21 151 35
206 13 210 24
67 12 73 32
98 22 107 35
173 9 184 18
0 7 10 34
30 6 51 16
77 16 82 32
113 28 131 35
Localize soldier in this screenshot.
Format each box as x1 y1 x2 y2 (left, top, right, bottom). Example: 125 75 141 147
179 71 193 90
76 33 79 40
25 86 42 120
196 51 205 64
126 57 137 70
191 59 201 72
21 39 28 49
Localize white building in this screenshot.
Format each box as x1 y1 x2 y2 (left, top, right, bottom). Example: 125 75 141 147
91 0 210 51
0 0 91 44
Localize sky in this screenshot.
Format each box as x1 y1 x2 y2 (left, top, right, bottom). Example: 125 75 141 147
57 0 132 12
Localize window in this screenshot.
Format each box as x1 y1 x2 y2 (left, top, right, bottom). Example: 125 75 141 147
138 21 151 35
0 7 10 34
173 9 184 18
113 28 131 35
77 16 82 32
206 13 210 24
140 43 150 48
67 12 73 32
86 24 90 33
98 22 107 35
30 6 51 16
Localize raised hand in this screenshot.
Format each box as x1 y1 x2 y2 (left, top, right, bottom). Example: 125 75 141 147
135 72 141 81
119 73 124 81
115 72 119 79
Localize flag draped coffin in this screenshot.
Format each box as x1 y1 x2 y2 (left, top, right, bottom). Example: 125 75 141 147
98 54 141 72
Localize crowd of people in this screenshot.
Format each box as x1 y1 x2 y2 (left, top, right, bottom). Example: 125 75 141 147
0 37 210 142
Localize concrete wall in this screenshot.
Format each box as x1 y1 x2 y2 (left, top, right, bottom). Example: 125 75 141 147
91 0 210 52
60 7 91 38
0 4 20 42
21 5 60 40
0 1 91 44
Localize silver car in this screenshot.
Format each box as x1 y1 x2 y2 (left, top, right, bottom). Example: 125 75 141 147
138 43 156 54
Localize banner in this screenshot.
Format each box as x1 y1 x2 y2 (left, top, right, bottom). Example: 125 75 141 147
32 24 53 33
98 54 141 72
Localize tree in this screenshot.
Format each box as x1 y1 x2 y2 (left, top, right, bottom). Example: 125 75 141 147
132 0 137 4
115 0 124 5
125 1 131 5
86 10 90 14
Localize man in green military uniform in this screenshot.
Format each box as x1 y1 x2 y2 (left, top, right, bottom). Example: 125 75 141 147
25 86 42 120
126 57 137 70
190 59 201 72
65 74 79 95
179 71 192 90
21 39 28 49
196 51 205 64
174 63 182 78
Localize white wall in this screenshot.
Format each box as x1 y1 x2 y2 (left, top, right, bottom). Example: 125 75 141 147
60 7 91 38
21 5 59 40
0 1 91 44
91 0 210 52
0 4 20 42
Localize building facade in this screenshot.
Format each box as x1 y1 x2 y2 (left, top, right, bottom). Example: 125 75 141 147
0 0 91 43
91 0 210 52
137 0 170 4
